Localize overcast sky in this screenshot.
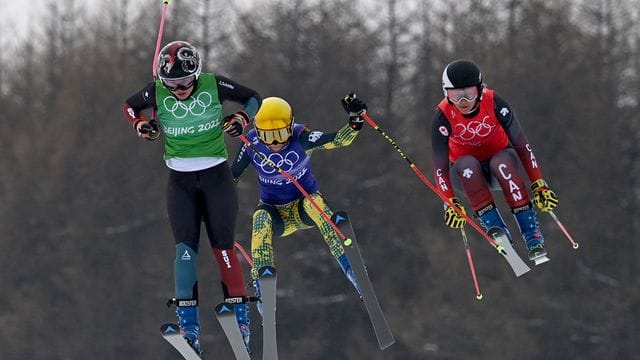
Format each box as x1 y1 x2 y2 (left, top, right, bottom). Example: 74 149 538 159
0 0 260 41
2 0 38 38
2 0 103 39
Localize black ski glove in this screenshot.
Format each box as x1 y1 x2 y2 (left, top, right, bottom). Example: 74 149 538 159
222 110 250 137
341 93 367 131
134 117 160 141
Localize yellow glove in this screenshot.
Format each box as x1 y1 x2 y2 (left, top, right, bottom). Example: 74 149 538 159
531 179 558 212
444 197 466 228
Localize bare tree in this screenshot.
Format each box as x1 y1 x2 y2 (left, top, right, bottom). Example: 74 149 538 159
0 1 637 359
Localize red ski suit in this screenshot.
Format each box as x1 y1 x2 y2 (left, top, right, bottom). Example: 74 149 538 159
431 88 543 212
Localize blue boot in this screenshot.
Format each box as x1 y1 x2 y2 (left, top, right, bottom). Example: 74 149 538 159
476 204 513 243
337 254 361 296
176 305 201 355
234 303 251 353
513 205 547 260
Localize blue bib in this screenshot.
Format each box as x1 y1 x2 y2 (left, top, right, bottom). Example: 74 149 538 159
246 124 319 204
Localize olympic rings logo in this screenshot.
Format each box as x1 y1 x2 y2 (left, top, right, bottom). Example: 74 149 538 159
162 92 213 119
454 116 495 141
253 150 300 174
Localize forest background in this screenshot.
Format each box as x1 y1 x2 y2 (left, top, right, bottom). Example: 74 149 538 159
0 0 638 359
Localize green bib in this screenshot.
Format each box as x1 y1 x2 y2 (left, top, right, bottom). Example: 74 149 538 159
156 73 227 160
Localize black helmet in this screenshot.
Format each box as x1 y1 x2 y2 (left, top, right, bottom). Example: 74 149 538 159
157 41 202 81
441 59 482 97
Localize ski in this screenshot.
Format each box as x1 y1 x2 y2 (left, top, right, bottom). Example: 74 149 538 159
160 323 202 360
258 266 278 360
528 244 551 266
214 302 252 360
487 227 531 277
331 211 395 350
532 254 551 266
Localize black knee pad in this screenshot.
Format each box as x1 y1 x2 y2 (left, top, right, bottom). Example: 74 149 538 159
296 199 316 227
257 203 285 237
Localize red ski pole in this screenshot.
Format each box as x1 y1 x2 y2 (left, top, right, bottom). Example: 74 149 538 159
152 0 171 79
460 227 483 300
548 211 580 249
150 1 170 123
234 241 254 267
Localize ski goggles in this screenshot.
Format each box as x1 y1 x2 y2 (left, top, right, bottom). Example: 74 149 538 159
162 75 196 91
256 126 293 145
446 86 479 103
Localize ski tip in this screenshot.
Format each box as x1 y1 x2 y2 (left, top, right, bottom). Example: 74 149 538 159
160 323 180 334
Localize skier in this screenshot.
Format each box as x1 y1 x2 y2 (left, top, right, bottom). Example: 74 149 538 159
230 95 366 321
122 40 260 354
431 59 559 261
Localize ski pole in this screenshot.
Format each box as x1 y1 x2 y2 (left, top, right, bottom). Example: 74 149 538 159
152 0 171 79
150 0 171 124
233 241 254 267
548 210 579 249
360 112 505 254
238 135 350 243
460 227 483 300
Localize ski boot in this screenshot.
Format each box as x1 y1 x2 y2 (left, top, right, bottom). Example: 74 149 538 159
234 303 251 354
176 304 202 355
338 253 361 296
513 204 549 265
476 204 513 243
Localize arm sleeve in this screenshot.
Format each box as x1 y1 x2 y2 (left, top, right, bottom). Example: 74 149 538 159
299 124 359 153
216 75 262 118
230 143 252 181
431 109 456 199
122 82 156 124
494 94 543 182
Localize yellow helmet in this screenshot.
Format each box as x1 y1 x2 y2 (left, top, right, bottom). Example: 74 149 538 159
254 97 294 144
